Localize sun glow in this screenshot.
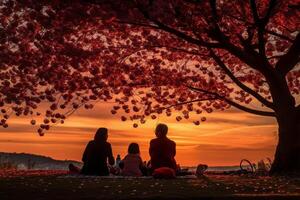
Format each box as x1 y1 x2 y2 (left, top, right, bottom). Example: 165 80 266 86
0 102 277 166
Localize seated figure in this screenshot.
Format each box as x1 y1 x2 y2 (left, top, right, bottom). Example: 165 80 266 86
80 127 115 176
149 123 177 171
120 143 145 176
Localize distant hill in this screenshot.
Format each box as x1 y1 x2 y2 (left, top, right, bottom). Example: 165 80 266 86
0 152 82 170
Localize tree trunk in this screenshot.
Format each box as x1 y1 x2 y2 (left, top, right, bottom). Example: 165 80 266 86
270 109 300 175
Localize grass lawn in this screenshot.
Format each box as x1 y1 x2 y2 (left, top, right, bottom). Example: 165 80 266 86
0 171 300 199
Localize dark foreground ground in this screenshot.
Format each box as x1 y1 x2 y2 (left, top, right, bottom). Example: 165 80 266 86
0 170 300 200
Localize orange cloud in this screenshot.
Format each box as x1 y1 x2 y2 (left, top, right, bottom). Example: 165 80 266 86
0 102 278 166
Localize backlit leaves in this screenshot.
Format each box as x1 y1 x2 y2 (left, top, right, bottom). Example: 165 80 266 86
0 0 299 133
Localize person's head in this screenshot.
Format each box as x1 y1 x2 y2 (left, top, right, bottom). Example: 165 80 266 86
155 123 168 138
128 143 140 154
94 127 108 142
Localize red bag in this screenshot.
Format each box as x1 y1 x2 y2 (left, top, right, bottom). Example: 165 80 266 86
152 167 176 179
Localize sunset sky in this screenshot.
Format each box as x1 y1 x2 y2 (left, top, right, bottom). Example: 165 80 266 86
0 102 278 167
2 0 299 170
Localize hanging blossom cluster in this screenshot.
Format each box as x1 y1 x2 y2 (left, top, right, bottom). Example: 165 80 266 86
0 0 299 135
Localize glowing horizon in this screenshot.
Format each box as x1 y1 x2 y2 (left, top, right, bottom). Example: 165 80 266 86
0 102 278 167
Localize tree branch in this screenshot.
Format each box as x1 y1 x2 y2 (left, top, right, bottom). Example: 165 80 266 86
223 40 274 76
250 0 260 23
250 0 267 57
262 0 277 25
225 13 293 42
209 0 218 20
135 3 223 49
209 49 275 109
187 85 276 117
203 3 274 75
152 20 222 48
115 20 161 30
275 32 300 75
163 97 218 110
267 55 284 60
265 29 294 42
114 45 208 63
135 0 274 77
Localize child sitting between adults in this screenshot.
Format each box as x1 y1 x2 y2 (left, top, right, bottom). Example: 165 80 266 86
119 143 146 176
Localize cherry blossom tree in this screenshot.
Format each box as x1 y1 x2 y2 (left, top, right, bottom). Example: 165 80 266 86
0 0 299 174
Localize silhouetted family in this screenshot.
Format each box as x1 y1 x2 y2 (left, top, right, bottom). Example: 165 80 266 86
69 123 205 177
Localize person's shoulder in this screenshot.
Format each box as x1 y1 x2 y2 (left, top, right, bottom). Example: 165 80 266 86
105 142 112 146
167 138 176 145
150 138 155 144
134 154 143 163
150 138 159 143
130 154 143 162
123 154 132 161
137 154 143 161
85 140 95 149
132 154 141 158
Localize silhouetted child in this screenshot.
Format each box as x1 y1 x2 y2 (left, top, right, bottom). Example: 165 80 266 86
120 143 145 176
69 128 115 176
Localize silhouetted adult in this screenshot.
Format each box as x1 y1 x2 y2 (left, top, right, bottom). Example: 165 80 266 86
149 123 177 170
81 128 115 176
